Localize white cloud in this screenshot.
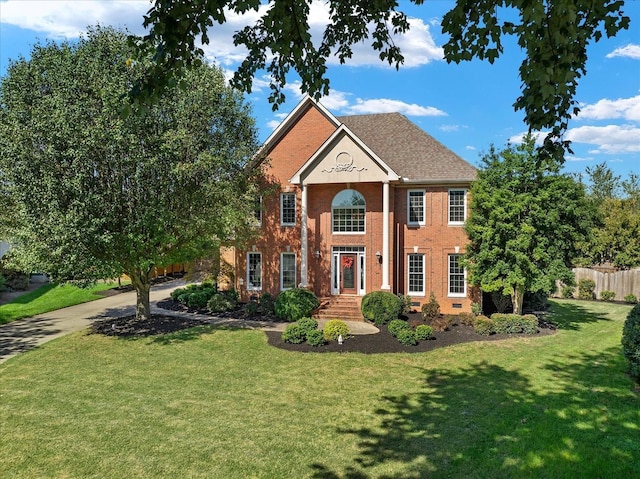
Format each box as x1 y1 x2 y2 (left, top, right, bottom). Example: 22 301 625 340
465 145 477 151
566 125 640 154
577 95 640 121
565 155 595 162
606 44 640 60
342 98 446 116
0 0 150 38
508 131 547 145
440 124 466 132
266 120 281 130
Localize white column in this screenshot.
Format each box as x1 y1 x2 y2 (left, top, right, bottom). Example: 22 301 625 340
300 184 309 288
382 181 391 290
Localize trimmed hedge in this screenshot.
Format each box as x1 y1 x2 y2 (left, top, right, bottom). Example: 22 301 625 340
622 303 640 380
274 288 320 322
361 291 403 325
323 319 349 341
473 315 494 336
600 290 616 302
491 313 538 335
171 282 217 309
415 324 434 340
388 319 411 337
624 294 638 304
396 328 417 346
281 324 306 344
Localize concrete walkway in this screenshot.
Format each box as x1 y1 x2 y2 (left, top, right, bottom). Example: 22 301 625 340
0 281 378 365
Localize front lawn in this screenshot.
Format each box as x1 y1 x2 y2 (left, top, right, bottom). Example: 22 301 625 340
0 299 638 478
0 282 123 324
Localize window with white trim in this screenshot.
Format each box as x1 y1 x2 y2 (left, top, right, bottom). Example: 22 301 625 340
281 193 296 226
448 254 466 297
247 252 262 290
408 253 425 295
448 189 466 225
332 189 365 233
407 190 425 226
253 196 262 226
280 253 296 290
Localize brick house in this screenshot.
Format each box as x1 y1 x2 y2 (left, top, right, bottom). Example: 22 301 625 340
230 96 478 316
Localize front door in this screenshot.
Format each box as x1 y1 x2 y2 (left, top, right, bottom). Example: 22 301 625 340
340 253 357 294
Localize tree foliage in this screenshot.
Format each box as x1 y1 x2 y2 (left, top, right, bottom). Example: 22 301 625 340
464 135 594 315
581 164 640 269
136 0 630 160
0 26 260 320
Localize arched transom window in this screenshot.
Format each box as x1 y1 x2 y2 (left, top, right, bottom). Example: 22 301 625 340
332 189 365 233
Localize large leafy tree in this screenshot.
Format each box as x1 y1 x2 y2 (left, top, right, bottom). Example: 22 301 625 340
0 26 260 320
464 135 594 314
136 0 630 160
582 164 640 268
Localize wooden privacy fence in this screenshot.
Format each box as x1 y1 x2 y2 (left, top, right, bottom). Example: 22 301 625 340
571 267 640 299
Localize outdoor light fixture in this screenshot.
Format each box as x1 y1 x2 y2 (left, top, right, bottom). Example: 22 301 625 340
314 250 321 259
376 251 382 263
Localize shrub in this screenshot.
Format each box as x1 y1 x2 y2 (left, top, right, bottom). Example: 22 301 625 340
421 292 440 321
323 319 349 341
473 315 494 336
561 284 575 299
398 294 413 314
429 315 455 332
306 329 325 347
171 283 217 308
624 294 638 304
244 301 259 317
578 278 596 300
207 293 235 313
622 304 640 380
491 313 538 335
415 324 434 341
458 312 476 326
282 324 306 344
396 329 417 346
297 317 318 335
187 291 210 309
259 292 276 315
600 290 616 302
170 287 186 301
360 291 403 325
274 288 320 322
388 319 411 338
224 288 240 304
471 302 482 316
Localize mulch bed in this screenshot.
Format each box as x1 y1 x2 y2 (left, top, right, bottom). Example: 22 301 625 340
91 295 557 354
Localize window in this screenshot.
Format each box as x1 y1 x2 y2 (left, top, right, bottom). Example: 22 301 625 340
253 196 262 226
408 190 425 226
408 253 425 295
280 253 296 290
448 189 466 225
281 193 296 226
448 254 466 297
247 252 262 290
332 189 365 233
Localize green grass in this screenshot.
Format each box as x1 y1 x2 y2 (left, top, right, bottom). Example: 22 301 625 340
1 299 638 478
0 282 123 324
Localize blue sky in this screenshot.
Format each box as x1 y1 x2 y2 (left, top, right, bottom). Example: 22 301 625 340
1 0 638 180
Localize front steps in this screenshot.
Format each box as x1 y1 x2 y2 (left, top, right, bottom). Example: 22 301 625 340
314 296 364 322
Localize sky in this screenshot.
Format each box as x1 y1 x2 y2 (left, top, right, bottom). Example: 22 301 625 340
1 0 639 181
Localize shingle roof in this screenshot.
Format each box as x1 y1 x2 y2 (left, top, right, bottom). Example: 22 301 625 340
338 113 477 183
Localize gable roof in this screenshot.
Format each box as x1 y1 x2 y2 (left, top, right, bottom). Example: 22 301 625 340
338 113 477 183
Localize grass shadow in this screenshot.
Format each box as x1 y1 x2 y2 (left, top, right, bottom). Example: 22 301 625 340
311 349 639 478
547 299 612 330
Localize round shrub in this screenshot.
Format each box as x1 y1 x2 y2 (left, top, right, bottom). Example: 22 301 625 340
396 329 417 346
187 291 210 309
244 301 259 317
260 292 276 315
282 324 306 344
600 290 616 302
297 317 318 335
207 293 235 313
561 284 575 299
170 287 186 301
361 291 403 325
306 329 325 347
415 324 434 341
624 294 638 304
578 278 596 300
473 315 494 336
323 319 349 341
622 304 640 380
388 319 411 337
274 288 320 322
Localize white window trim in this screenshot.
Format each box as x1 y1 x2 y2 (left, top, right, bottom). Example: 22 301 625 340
254 196 263 227
280 252 296 291
448 253 467 297
280 192 296 226
407 189 426 226
407 253 425 296
247 252 262 291
448 188 467 226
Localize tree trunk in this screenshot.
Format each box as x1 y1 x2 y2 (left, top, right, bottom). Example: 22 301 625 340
512 286 525 316
129 267 152 321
